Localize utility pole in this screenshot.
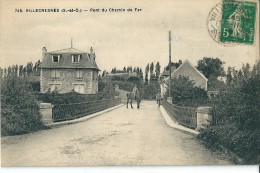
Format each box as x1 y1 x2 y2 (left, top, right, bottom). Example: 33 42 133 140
167 30 172 103
71 38 73 48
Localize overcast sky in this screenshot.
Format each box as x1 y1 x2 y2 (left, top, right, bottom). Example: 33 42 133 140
0 0 259 73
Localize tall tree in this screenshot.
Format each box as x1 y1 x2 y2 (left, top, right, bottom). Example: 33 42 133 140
3 68 7 78
197 57 225 79
155 62 160 81
19 65 23 77
145 63 149 84
242 63 251 78
7 66 11 77
140 68 144 81
226 67 233 86
26 62 33 76
150 62 154 76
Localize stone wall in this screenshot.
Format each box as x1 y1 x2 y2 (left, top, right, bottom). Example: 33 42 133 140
40 68 98 94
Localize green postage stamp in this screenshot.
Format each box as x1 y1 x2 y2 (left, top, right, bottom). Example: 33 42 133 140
220 0 257 45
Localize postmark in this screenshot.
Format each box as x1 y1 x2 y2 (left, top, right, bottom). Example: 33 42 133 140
207 3 225 45
220 0 257 45
207 3 235 46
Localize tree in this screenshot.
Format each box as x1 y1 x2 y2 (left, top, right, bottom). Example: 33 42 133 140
19 65 23 77
197 57 225 79
1 77 45 135
242 63 251 78
4 68 7 78
165 76 208 106
155 62 160 81
33 60 41 76
102 70 107 77
26 62 33 76
150 62 154 79
226 67 233 86
142 83 160 99
123 67 126 73
145 63 149 84
139 68 144 81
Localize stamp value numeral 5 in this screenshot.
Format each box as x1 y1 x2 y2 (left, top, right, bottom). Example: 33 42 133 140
222 28 229 38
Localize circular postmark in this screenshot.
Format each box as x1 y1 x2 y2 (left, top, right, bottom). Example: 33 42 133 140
207 3 235 46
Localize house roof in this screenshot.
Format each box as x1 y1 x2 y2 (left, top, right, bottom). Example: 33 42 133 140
49 47 87 54
41 47 100 70
165 60 208 81
162 70 169 76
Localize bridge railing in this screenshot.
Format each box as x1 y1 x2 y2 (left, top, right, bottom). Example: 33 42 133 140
162 99 197 129
52 98 121 122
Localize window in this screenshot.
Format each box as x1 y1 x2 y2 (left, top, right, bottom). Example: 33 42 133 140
51 69 60 79
52 55 60 63
74 84 85 93
76 70 83 79
72 55 81 63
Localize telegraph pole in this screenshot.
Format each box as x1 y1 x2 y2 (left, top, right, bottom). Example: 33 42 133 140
71 38 73 48
167 31 172 102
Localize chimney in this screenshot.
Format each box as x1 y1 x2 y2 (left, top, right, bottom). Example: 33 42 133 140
89 47 96 61
42 47 47 58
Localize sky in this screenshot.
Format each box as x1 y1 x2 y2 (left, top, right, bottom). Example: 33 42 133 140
0 0 259 73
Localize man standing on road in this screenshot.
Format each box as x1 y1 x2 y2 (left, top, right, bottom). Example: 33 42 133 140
132 84 138 100
126 92 134 109
136 90 141 109
156 91 161 107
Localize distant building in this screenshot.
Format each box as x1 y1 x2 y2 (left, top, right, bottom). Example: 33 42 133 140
40 47 100 94
161 60 208 97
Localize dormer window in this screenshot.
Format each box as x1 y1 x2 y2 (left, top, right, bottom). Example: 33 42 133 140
52 55 60 63
72 55 81 63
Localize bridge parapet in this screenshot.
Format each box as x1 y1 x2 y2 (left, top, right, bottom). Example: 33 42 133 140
39 98 121 124
162 99 213 131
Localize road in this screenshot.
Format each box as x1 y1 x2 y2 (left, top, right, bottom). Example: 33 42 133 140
1 101 231 166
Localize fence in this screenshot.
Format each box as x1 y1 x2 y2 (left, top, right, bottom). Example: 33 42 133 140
162 99 197 129
52 98 121 121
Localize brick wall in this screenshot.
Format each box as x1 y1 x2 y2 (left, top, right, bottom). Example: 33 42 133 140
40 68 98 94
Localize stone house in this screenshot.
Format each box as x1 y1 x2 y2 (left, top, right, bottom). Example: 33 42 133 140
160 60 208 97
40 47 100 94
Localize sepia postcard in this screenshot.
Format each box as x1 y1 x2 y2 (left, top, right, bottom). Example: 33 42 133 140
0 0 259 171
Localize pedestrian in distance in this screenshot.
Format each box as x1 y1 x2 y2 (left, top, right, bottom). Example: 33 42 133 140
136 90 141 109
126 92 134 109
156 92 161 107
132 84 138 100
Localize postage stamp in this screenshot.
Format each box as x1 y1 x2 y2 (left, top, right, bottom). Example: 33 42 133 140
220 0 257 45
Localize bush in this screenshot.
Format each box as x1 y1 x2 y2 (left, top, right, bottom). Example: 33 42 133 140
101 83 116 99
37 92 102 105
164 76 208 106
198 75 260 164
1 77 45 136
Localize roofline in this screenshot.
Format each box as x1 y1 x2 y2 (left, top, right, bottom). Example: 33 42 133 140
48 47 87 54
41 67 100 71
164 59 208 81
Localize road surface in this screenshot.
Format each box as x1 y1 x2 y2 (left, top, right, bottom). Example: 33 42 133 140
1 101 231 166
